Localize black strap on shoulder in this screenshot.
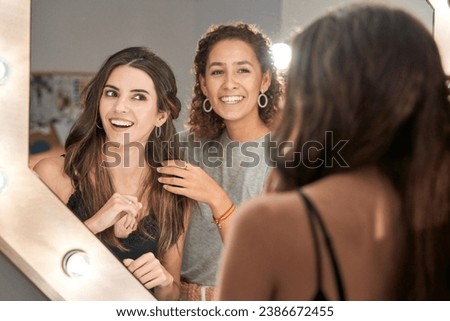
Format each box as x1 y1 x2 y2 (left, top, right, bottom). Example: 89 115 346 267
298 190 346 301
300 190 323 296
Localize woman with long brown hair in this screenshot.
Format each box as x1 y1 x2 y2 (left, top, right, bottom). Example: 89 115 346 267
217 4 450 300
34 47 192 300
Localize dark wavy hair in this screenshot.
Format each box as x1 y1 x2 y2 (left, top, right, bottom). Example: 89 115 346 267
188 22 283 139
272 4 450 299
64 46 191 258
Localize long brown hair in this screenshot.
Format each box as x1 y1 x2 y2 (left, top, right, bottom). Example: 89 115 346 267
272 4 450 299
188 22 283 139
64 47 191 258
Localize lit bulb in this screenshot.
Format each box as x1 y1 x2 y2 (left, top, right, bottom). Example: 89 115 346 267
62 250 90 278
271 43 292 71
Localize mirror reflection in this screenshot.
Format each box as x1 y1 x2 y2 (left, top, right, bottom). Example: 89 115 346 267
29 0 433 168
25 0 446 301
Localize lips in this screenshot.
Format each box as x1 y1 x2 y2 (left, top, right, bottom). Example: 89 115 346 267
109 118 134 128
220 95 244 104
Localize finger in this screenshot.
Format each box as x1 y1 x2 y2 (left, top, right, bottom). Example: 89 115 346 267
157 176 187 188
127 252 157 274
123 258 134 267
140 271 164 288
120 202 140 218
163 159 189 169
157 166 189 178
162 184 190 197
123 214 136 229
121 195 139 206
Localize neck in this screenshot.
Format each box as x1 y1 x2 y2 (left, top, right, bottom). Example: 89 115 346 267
108 165 149 196
103 145 149 195
224 119 269 142
103 142 147 168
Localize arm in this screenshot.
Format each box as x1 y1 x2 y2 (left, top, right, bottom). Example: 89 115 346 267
33 157 140 236
83 192 141 235
32 156 73 202
157 161 234 240
216 199 274 300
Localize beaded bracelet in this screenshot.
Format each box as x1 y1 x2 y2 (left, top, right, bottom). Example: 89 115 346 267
212 203 236 230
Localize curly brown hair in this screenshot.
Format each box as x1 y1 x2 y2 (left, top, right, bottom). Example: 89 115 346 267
188 22 283 140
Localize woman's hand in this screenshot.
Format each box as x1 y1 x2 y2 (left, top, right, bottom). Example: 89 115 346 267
84 192 142 235
114 211 139 238
157 160 231 213
123 253 173 290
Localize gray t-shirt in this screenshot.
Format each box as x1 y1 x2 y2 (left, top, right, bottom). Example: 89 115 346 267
176 129 273 286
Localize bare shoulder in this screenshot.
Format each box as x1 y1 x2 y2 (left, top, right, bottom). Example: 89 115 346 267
232 191 303 235
33 155 63 173
32 156 73 202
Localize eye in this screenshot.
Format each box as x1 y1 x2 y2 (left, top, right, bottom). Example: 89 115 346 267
238 68 251 74
211 69 223 76
104 89 117 97
132 94 147 101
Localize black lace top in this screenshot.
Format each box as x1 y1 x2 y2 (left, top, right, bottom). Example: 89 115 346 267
67 189 159 261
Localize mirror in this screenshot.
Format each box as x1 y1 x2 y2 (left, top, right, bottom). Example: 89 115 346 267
29 0 438 168
0 0 155 300
1 0 448 300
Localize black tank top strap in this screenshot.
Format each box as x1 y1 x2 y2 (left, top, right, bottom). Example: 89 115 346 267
298 189 346 301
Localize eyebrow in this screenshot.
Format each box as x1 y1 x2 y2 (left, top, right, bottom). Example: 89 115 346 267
104 84 150 94
207 60 254 69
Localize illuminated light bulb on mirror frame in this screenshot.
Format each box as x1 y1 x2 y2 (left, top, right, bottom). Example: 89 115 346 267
62 250 90 278
271 42 292 71
0 59 8 85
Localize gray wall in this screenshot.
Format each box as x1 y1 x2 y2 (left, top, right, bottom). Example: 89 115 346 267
0 252 47 300
30 0 432 130
30 0 433 130
31 0 281 130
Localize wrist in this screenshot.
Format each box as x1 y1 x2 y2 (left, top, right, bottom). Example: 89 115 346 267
159 272 174 288
84 217 101 234
209 191 232 218
212 203 235 230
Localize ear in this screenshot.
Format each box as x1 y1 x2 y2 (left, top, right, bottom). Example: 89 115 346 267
260 70 272 93
156 111 169 127
199 75 209 97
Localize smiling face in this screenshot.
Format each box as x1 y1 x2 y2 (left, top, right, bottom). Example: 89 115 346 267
200 39 271 127
99 65 168 146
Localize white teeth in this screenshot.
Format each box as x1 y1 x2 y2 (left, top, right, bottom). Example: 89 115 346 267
110 119 133 127
220 96 244 104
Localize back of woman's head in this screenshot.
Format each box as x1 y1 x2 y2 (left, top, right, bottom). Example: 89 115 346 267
274 4 450 299
276 4 449 189
189 23 282 139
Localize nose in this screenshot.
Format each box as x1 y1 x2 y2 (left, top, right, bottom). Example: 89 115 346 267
223 73 238 90
114 97 129 113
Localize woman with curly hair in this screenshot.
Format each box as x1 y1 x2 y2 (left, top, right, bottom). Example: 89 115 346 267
33 47 192 300
217 4 450 300
157 23 283 300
